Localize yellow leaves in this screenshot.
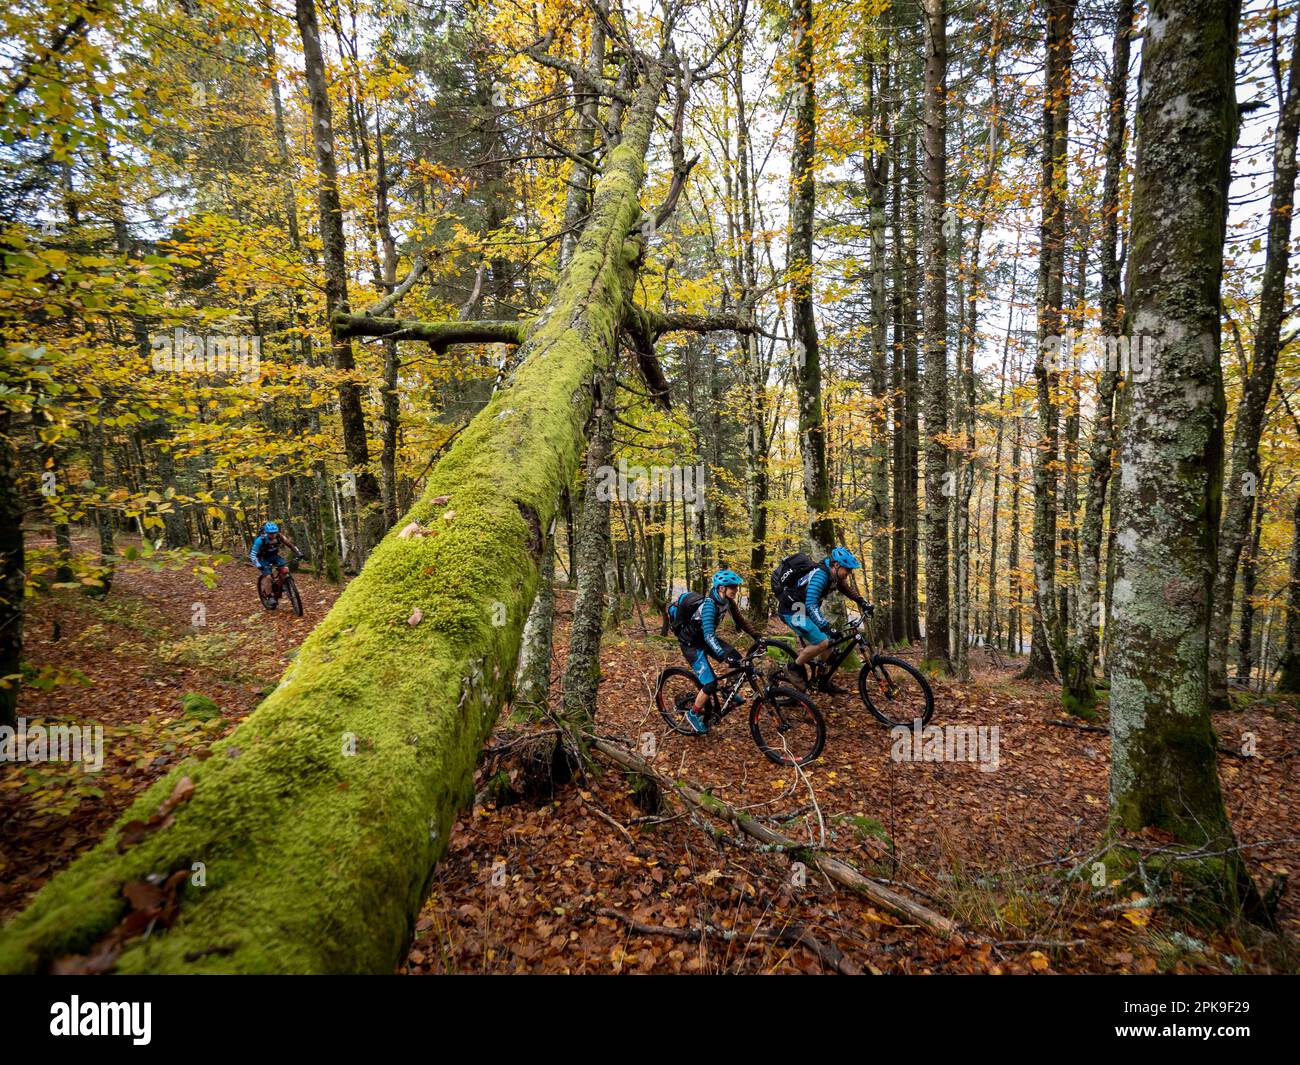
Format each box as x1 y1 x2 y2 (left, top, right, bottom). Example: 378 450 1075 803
408 159 466 192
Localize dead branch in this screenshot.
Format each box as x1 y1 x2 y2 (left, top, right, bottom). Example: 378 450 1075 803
525 33 634 104
590 737 959 938
364 256 427 317
595 907 863 975
332 313 526 347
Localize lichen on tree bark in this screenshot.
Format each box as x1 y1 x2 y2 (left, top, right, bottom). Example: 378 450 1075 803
1106 0 1259 922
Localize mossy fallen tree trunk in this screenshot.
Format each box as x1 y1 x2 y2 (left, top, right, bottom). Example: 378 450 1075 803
0 65 667 975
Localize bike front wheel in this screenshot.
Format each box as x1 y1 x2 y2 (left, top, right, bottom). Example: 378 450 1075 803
283 575 304 617
655 667 706 735
257 575 278 610
749 686 825 766
857 655 934 728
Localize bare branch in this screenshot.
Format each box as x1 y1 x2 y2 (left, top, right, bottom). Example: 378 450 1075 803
525 33 634 104
363 256 427 317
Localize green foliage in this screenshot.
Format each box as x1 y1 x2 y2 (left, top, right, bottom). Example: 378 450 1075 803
180 692 221 722
17 663 92 692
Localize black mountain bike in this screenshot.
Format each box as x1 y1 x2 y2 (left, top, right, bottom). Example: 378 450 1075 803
654 642 826 766
256 554 304 617
763 612 935 728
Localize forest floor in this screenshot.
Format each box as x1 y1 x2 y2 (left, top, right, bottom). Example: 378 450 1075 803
5 539 1298 974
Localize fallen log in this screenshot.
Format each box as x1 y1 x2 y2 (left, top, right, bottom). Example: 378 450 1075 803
590 737 959 939
0 58 672 976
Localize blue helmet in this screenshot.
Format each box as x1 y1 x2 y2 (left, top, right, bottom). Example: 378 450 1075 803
830 546 860 570
712 569 744 589
262 521 280 534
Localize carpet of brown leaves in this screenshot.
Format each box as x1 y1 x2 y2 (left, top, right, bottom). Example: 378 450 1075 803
413 591 1298 975
4 552 1295 974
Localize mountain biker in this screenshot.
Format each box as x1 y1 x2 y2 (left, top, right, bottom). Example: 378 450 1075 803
668 569 760 735
774 546 871 694
250 521 300 584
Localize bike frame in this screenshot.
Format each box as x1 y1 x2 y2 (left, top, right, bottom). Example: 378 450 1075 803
787 612 879 675
702 653 774 724
255 548 300 596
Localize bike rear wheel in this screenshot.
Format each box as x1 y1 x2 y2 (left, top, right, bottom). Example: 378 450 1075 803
655 667 707 735
749 686 825 766
857 655 934 727
283 575 304 617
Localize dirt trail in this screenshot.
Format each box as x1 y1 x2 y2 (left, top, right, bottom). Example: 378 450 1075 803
1 539 341 920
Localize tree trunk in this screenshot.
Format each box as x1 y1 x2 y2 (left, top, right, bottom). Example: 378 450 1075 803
1009 405 1022 653
889 128 907 643
1207 19 1300 708
1235 497 1263 684
905 117 923 644
1023 0 1075 682
295 0 383 558
920 0 950 670
1108 0 1258 919
865 52 892 626
372 108 403 533
986 240 1021 648
1063 0 1131 711
790 0 836 558
88 410 115 594
514 526 556 717
1278 493 1300 692
562 363 616 734
0 58 670 974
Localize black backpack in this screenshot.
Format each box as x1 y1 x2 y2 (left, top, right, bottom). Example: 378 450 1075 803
668 591 706 642
770 552 819 611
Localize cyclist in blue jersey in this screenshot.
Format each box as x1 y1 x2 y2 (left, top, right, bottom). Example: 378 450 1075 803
667 569 760 734
775 546 870 694
250 521 300 580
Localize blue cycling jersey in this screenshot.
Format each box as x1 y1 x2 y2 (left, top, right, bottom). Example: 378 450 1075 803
250 534 285 568
803 563 833 629
698 591 728 657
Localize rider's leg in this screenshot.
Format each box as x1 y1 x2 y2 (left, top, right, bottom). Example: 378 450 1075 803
679 649 715 734
691 650 715 712
782 613 830 668
795 639 830 668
